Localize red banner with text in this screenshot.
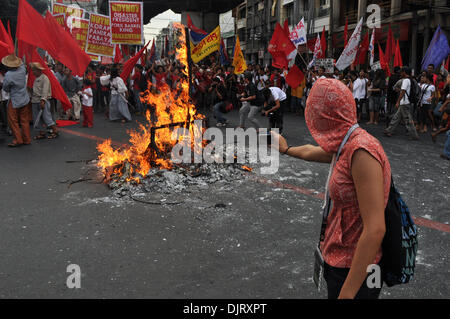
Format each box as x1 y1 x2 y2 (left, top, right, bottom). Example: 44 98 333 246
109 1 144 45
86 13 114 57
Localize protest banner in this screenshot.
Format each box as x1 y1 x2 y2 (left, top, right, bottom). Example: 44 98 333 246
315 58 335 74
191 25 221 64
89 54 100 62
53 13 66 28
52 3 84 20
371 61 382 71
70 17 90 52
86 13 114 57
109 1 144 45
289 18 307 47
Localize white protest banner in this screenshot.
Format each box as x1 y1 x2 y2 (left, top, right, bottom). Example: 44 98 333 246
316 58 335 73
371 61 381 71
335 17 363 71
289 18 307 47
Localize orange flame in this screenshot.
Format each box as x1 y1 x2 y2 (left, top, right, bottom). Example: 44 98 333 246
97 23 204 182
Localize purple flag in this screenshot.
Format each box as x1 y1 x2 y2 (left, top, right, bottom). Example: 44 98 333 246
421 25 450 71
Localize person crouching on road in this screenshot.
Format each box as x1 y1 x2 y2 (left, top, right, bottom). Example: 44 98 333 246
262 85 286 135
30 62 58 140
81 79 94 128
1 54 31 147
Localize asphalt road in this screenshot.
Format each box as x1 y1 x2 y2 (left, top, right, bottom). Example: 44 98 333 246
0 109 448 298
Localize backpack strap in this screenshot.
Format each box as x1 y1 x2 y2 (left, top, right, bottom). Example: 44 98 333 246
319 123 360 244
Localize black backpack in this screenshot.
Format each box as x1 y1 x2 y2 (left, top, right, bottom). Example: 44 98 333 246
405 78 421 106
380 177 418 287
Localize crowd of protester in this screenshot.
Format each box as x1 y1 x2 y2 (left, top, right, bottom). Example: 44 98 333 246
0 50 449 159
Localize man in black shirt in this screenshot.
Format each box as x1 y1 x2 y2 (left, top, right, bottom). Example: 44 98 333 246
211 77 229 127
239 72 263 129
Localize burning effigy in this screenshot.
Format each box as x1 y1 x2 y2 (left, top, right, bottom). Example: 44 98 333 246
96 24 252 197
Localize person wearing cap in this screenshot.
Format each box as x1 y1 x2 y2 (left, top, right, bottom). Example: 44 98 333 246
30 62 58 140
1 54 31 147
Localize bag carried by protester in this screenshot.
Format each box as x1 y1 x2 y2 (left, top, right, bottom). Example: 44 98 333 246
406 78 421 107
381 177 418 287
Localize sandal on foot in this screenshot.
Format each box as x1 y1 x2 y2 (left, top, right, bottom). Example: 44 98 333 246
34 134 46 140
47 132 59 139
8 142 23 147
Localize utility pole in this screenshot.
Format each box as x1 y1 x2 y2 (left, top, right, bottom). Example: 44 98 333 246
411 10 418 72
328 0 333 58
423 0 432 58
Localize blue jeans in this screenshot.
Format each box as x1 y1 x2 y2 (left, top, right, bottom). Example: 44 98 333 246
444 131 450 158
213 102 227 124
433 102 443 118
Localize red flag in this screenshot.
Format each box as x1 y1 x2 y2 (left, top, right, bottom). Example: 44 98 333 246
0 20 14 59
27 49 72 111
445 56 449 71
344 18 348 47
16 0 90 76
121 45 129 58
187 14 207 35
393 39 403 68
285 64 304 89
114 45 123 64
378 42 391 77
283 19 290 38
384 25 394 64
121 41 150 81
357 32 370 65
268 23 296 69
319 26 326 58
148 40 156 63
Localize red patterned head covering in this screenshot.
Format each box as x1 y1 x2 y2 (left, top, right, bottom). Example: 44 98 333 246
305 78 357 154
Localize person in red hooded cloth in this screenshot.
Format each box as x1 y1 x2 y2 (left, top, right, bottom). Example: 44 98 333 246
273 78 392 299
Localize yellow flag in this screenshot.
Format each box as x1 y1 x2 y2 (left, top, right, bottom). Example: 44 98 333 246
232 35 247 75
190 26 221 63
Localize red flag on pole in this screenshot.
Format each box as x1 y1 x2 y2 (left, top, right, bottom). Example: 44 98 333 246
319 26 326 58
26 49 72 111
384 25 394 64
268 23 296 69
357 32 370 65
114 44 123 64
283 19 290 38
378 42 391 77
344 18 348 47
0 20 14 59
121 41 150 81
16 0 90 76
393 39 403 68
187 14 207 35
285 64 304 89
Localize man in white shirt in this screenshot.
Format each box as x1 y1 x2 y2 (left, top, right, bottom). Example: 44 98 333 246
352 71 368 122
262 86 287 135
384 67 419 140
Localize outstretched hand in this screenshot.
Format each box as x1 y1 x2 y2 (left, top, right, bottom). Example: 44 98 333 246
270 131 288 154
